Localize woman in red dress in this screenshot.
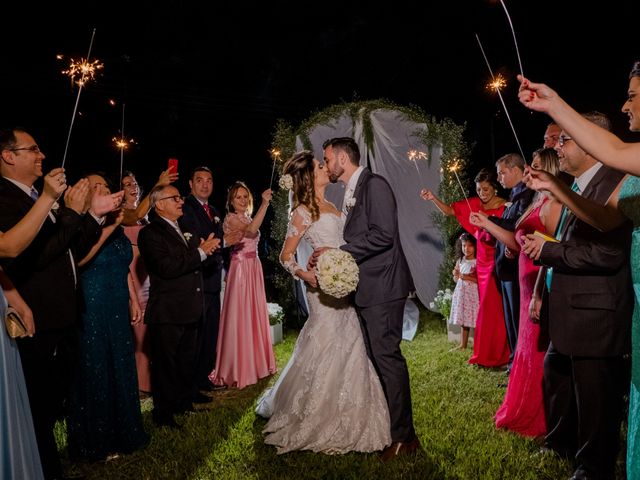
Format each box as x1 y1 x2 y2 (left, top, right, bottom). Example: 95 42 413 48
421 168 509 367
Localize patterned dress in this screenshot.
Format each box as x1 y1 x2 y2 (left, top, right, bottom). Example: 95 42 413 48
449 258 479 328
617 176 640 478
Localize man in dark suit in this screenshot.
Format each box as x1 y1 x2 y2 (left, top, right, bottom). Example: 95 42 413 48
179 166 228 392
490 153 535 373
522 113 632 480
322 137 419 461
138 184 220 428
0 127 122 480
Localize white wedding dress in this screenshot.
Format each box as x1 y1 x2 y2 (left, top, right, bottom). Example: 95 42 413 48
258 206 391 454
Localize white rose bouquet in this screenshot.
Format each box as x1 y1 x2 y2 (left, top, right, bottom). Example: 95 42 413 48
429 288 453 320
315 249 359 298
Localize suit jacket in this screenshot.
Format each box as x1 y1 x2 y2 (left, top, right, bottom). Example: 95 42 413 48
539 165 632 357
490 183 535 281
179 194 224 293
341 168 413 307
0 177 101 331
138 216 205 325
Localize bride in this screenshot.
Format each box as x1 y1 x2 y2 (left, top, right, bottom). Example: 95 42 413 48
257 150 391 454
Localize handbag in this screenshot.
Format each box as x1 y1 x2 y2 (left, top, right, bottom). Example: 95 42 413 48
5 306 28 338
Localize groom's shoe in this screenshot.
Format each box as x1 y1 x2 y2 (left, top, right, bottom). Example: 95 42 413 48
379 436 422 462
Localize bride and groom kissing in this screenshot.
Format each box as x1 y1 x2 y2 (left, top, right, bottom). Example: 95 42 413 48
257 137 421 460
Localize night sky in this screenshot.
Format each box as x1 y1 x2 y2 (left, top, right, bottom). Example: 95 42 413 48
2 1 639 210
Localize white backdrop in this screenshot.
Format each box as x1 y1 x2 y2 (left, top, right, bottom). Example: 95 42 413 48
292 108 444 308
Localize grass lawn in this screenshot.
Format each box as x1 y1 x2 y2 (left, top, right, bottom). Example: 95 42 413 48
59 309 586 479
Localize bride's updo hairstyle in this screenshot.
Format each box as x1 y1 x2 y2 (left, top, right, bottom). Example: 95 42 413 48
282 150 320 222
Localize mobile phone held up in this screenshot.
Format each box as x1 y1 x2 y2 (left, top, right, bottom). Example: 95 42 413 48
168 158 179 173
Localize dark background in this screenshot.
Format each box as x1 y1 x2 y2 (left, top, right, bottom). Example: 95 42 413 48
1 1 638 210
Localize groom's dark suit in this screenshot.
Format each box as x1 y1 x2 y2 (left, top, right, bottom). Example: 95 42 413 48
539 165 632 478
340 168 415 443
138 216 205 424
0 176 101 479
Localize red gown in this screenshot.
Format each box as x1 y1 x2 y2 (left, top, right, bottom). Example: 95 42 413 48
452 197 509 367
494 199 549 437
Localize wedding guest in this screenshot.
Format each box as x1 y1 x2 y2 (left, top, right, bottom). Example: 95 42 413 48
138 185 219 428
471 148 561 438
543 122 561 148
67 173 149 461
449 233 478 350
121 169 177 397
179 166 227 392
492 153 535 373
0 167 67 480
0 127 122 479
209 182 276 389
514 103 632 479
518 64 640 479
421 168 509 368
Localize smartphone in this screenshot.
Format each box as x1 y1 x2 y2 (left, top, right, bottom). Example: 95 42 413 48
168 158 179 173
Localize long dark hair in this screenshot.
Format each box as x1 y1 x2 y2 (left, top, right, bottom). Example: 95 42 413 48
282 150 320 222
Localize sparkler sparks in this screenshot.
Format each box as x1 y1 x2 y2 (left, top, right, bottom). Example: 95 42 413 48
449 161 472 212
407 149 428 189
269 148 282 188
486 74 507 92
62 58 104 87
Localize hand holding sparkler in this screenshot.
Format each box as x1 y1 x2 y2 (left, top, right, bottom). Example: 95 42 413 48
419 188 454 217
469 210 490 228
517 75 557 113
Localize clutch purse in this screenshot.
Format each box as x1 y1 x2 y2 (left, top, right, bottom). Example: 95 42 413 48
5 306 28 338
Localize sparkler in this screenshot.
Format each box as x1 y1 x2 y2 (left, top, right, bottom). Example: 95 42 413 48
269 148 281 188
61 28 100 168
475 34 526 162
117 103 126 186
486 74 506 93
407 149 428 188
449 161 472 212
499 0 524 77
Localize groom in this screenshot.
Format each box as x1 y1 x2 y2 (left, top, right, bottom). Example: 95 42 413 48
321 137 419 460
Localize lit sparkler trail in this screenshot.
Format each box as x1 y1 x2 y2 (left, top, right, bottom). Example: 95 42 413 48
61 28 99 168
486 74 506 93
499 0 524 77
269 148 281 188
407 149 428 188
449 161 472 212
475 34 526 162
118 103 126 186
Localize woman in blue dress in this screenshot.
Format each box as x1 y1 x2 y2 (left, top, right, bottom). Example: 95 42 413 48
67 174 148 460
0 167 69 480
518 61 640 478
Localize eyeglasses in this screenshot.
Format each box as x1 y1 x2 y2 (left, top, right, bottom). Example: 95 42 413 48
558 135 573 147
10 145 41 153
157 195 185 203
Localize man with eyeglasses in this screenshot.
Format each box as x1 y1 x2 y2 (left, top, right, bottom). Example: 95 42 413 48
0 127 123 480
521 112 632 480
138 184 221 429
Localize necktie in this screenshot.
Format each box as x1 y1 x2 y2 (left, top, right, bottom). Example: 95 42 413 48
546 181 580 290
203 203 213 221
30 187 39 201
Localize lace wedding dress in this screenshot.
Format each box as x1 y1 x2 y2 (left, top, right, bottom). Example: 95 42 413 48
259 206 391 454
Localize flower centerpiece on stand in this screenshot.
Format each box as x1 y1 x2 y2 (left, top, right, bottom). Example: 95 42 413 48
267 302 284 345
429 288 453 321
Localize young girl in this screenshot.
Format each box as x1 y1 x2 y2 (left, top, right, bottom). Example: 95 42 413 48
449 233 479 349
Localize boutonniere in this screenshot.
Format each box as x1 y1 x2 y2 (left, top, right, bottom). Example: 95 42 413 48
214 216 220 223
183 232 193 241
345 198 356 210
503 202 513 208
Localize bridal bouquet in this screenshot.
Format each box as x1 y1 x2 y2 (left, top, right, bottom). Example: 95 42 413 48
315 249 359 298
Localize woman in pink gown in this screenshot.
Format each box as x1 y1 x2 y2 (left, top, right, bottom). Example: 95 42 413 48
422 168 509 367
209 181 276 389
471 148 561 437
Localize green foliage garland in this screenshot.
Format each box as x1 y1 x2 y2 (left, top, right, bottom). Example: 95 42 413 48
268 100 471 319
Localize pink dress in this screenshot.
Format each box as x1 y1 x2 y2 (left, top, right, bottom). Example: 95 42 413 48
495 199 549 437
123 223 152 393
449 258 479 328
209 213 276 389
452 197 510 367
